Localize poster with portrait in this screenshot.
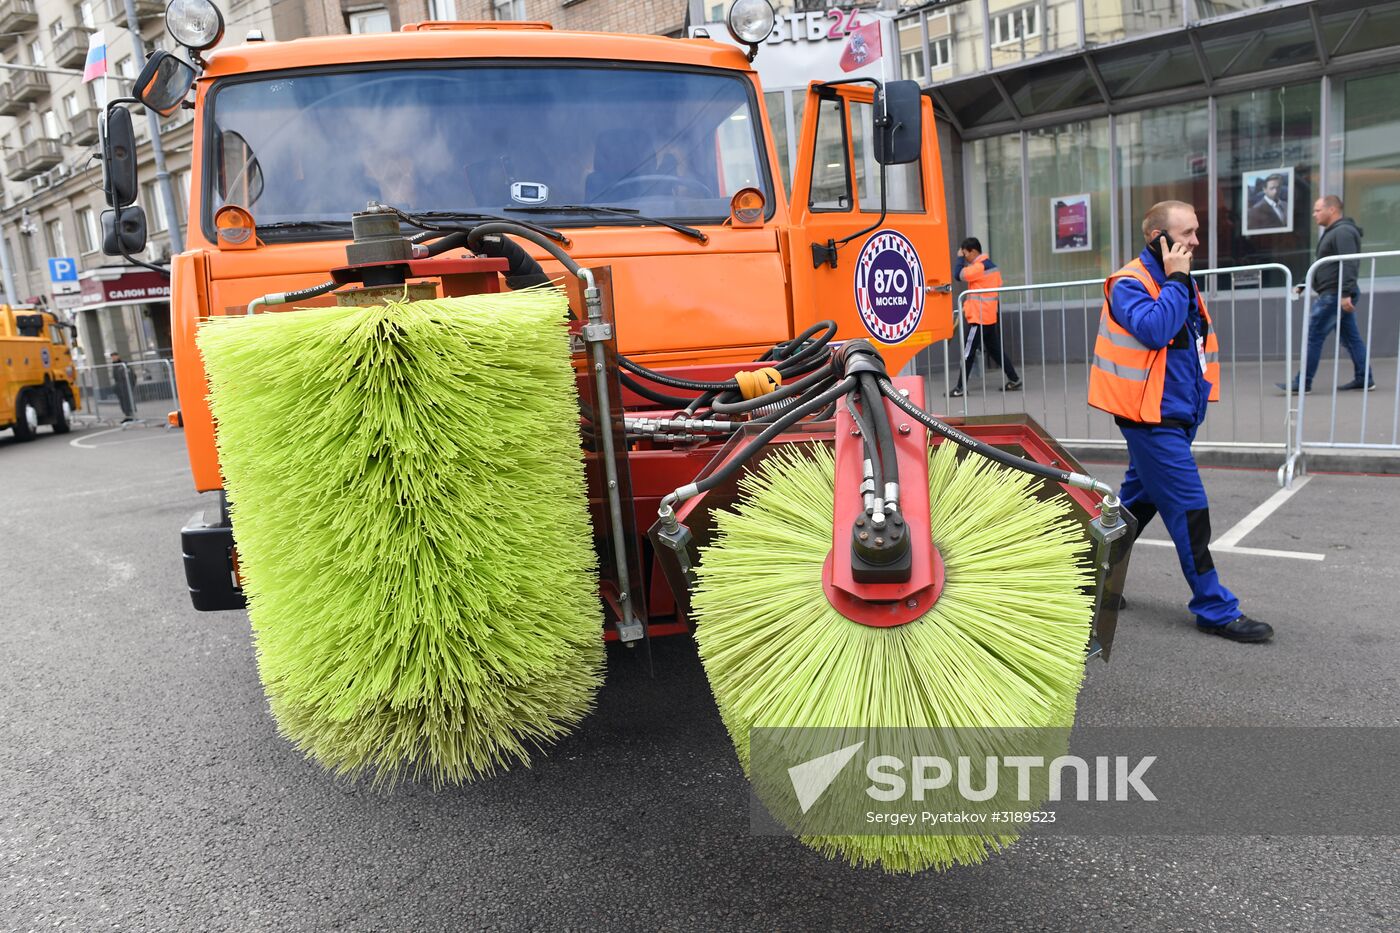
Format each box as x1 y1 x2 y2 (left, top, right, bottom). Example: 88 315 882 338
1242 167 1294 236
1051 194 1091 253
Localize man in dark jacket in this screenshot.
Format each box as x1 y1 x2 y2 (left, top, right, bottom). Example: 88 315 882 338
1279 196 1374 392
109 351 138 423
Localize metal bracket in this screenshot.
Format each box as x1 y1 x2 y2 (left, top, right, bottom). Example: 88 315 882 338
581 321 613 342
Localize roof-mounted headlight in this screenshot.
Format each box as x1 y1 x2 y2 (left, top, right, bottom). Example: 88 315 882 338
166 0 226 52
726 0 776 49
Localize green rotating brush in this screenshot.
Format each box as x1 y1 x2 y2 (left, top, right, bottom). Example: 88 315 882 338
197 287 603 785
692 439 1094 874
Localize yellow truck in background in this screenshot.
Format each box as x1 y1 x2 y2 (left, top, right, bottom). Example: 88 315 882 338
1 305 79 441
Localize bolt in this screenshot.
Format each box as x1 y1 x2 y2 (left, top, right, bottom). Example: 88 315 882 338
595 363 604 372
905 598 918 609
898 423 910 435
875 537 885 546
892 514 903 526
855 515 865 526
608 480 617 489
859 532 869 541
899 388 910 397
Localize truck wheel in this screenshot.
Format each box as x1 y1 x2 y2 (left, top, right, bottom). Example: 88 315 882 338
12 390 39 442
51 389 72 435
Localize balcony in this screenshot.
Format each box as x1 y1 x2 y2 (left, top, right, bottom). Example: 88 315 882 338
53 25 94 69
3 68 49 109
69 107 101 146
133 0 165 17
21 137 61 176
3 151 24 182
0 0 38 48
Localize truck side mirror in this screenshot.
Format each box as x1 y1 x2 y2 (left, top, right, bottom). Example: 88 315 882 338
873 80 922 166
134 51 196 117
103 106 139 208
102 206 148 256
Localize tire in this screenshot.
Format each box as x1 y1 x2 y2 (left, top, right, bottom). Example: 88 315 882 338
12 390 39 442
51 387 72 435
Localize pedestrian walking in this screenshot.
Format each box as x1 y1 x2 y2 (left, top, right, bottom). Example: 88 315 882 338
109 351 137 423
951 237 1021 398
1277 196 1374 393
1089 200 1273 643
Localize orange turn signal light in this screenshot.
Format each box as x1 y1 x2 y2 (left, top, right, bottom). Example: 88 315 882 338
729 187 766 228
214 205 256 249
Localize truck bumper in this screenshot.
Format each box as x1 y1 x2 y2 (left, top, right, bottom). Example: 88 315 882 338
182 509 246 611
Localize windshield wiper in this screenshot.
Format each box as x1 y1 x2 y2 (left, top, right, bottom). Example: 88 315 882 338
256 220 354 234
407 210 568 244
507 205 708 244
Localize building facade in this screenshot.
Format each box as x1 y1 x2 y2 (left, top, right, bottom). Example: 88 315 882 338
0 0 687 366
892 0 1400 286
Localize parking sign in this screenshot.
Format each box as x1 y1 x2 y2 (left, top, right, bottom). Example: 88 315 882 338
48 257 78 283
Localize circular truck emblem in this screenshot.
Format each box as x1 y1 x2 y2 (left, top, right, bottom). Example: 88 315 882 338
41 347 51 367
853 229 925 344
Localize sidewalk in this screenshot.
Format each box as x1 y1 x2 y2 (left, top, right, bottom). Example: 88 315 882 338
909 352 1400 472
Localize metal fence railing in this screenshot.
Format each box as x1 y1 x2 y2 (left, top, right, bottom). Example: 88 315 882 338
910 263 1298 461
1283 250 1400 485
75 360 179 425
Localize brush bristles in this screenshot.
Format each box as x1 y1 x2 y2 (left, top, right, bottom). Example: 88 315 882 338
198 288 603 785
693 441 1094 873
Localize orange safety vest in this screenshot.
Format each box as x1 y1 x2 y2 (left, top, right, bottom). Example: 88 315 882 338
961 254 1003 325
1088 259 1220 424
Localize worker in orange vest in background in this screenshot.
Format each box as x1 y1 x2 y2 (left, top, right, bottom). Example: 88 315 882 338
951 237 1021 398
1088 200 1273 644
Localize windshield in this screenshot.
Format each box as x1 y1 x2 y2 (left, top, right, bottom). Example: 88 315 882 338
205 64 771 237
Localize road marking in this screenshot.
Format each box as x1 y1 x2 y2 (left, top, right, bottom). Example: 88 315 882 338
70 426 174 448
1135 476 1324 560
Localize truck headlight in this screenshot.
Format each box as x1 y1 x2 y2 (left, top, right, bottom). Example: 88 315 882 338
166 0 226 51
726 0 776 46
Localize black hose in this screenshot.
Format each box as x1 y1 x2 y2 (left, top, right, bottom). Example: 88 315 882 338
682 377 857 498
620 371 701 408
877 377 1076 486
421 230 471 257
466 223 583 279
860 372 899 489
467 231 552 288
845 390 883 493
618 356 740 392
707 363 834 414
282 280 338 303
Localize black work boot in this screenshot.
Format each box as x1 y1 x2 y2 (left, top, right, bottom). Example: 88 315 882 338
1197 615 1274 643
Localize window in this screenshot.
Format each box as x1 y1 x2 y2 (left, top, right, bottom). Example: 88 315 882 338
78 1 96 29
50 18 65 40
492 0 526 21
991 6 1040 46
116 55 135 79
29 38 45 67
63 92 80 118
1342 70 1400 254
347 7 392 33
46 218 67 258
808 96 851 211
930 37 951 69
898 18 925 84
173 169 190 223
967 135 1024 285
76 207 99 253
428 0 455 19
1027 119 1111 280
143 180 169 232
42 110 59 139
851 101 923 213
19 122 34 144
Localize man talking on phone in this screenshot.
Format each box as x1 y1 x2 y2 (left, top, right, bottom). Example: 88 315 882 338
1088 200 1273 643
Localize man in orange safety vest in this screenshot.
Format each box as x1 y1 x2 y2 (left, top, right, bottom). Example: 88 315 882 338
1088 200 1273 643
951 237 1021 398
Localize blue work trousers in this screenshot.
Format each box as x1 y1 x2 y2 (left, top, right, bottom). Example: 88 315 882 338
1303 291 1373 388
1119 423 1241 627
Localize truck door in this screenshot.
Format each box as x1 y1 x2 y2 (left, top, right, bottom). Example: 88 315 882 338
786 82 953 376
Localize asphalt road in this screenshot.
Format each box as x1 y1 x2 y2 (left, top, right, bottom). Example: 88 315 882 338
3 423 1399 931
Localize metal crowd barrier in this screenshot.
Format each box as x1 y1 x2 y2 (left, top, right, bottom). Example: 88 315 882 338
75 360 180 426
1283 250 1400 485
910 263 1297 466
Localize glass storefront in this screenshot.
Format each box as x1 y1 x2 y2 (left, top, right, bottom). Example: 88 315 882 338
964 68 1398 284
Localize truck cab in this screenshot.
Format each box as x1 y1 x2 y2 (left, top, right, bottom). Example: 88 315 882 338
1 306 79 441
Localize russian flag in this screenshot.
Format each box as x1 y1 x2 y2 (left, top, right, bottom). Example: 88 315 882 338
82 31 106 83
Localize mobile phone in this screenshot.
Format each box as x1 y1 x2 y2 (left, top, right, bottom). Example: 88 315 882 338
1147 231 1176 261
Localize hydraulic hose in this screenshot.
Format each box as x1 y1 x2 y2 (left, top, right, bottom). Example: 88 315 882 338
467 231 552 288
876 376 1112 496
620 371 701 408
659 376 857 515
707 364 833 414
246 280 338 315
466 223 583 280
860 372 899 491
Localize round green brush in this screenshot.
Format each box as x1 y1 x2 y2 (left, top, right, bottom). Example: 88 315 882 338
692 440 1093 873
197 287 603 785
